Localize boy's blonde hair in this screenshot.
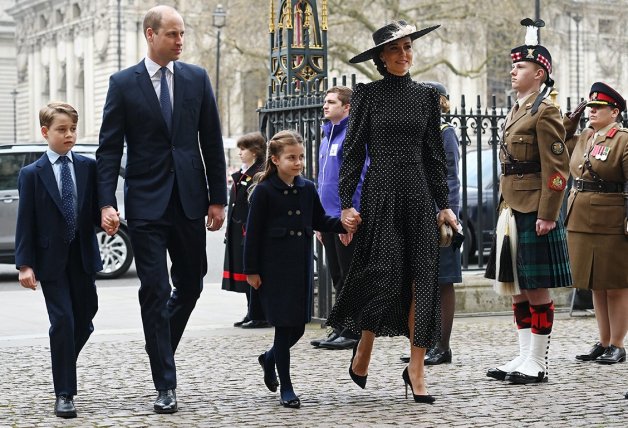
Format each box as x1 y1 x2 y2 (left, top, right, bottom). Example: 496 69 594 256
39 102 79 128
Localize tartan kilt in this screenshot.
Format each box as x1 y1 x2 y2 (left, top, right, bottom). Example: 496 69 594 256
514 210 572 289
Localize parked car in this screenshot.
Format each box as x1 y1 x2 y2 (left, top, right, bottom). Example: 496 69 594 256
0 143 133 279
458 148 500 260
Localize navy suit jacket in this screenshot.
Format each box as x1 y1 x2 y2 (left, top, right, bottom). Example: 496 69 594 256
97 60 227 221
15 153 103 281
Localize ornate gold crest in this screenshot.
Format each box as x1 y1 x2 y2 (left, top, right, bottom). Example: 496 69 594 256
551 142 564 155
548 172 566 191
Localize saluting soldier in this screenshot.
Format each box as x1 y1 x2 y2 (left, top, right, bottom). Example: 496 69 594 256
485 19 572 385
564 82 628 365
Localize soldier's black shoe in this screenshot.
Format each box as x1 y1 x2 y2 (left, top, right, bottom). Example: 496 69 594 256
575 342 606 361
55 395 77 418
504 371 548 384
486 368 508 381
154 389 178 414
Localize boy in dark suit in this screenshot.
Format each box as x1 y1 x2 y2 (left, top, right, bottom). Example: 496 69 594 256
15 102 106 418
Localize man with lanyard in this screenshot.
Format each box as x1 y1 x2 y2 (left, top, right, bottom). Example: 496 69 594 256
311 86 368 350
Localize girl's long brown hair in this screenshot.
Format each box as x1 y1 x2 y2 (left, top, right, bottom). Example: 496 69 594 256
248 130 304 199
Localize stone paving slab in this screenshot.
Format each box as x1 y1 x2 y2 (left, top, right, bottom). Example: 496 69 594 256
1 312 626 427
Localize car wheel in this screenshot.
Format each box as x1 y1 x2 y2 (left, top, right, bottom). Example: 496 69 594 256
96 226 134 279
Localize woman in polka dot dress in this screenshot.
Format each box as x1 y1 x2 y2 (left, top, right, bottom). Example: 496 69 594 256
327 21 458 403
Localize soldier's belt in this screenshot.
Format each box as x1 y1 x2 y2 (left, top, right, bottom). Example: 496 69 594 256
574 179 623 193
501 162 541 175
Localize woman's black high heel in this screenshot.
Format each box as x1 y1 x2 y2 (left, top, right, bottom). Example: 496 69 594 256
349 342 367 389
402 367 435 404
258 352 279 392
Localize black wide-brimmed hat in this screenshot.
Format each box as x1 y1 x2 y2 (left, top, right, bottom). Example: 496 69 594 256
349 21 440 64
587 82 626 112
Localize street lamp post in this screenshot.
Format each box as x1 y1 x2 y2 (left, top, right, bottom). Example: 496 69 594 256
212 4 227 107
11 88 17 144
572 14 583 101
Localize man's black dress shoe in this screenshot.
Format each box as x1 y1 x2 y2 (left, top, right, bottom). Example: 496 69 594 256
311 330 339 347
400 356 410 363
319 336 358 350
154 389 178 414
241 320 271 329
234 316 250 327
424 348 452 365
625 391 628 399
596 345 626 364
575 342 606 361
55 395 77 418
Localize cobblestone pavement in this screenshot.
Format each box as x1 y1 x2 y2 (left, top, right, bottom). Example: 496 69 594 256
0 284 626 427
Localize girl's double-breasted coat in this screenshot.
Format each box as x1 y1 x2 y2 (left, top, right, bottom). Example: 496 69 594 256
243 174 344 326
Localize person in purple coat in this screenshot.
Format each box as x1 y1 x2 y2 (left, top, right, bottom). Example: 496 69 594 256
244 130 353 408
311 86 369 350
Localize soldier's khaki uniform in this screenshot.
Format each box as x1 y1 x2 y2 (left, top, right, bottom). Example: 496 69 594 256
565 122 628 289
500 94 570 220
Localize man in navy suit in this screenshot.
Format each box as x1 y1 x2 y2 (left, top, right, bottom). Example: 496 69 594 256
96 5 227 413
16 102 103 418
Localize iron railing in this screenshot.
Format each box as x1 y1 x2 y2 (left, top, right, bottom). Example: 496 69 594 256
258 75 628 320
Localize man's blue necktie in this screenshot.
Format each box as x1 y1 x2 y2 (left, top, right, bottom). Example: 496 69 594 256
160 66 172 133
59 156 76 242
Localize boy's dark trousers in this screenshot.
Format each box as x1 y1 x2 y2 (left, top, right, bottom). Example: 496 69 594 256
40 236 98 397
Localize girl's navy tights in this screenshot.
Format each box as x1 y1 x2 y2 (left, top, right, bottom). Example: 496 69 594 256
266 324 305 401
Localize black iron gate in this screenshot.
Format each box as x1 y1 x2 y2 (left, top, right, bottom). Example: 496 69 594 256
258 78 628 320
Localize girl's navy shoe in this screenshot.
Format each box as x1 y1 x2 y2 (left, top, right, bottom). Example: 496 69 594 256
258 352 279 392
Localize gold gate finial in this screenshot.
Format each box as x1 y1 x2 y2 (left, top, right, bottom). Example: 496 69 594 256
269 0 275 33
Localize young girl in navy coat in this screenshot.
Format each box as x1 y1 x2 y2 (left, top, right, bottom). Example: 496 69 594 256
244 130 355 408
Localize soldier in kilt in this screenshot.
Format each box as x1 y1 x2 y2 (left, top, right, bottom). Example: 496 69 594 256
485 19 572 384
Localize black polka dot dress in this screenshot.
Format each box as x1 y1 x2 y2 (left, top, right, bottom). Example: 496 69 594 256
326 73 450 348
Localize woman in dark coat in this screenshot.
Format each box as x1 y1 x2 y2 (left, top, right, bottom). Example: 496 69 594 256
243 130 349 408
326 21 458 403
426 82 462 364
222 132 267 328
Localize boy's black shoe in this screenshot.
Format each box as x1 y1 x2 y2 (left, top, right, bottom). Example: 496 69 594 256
55 395 77 418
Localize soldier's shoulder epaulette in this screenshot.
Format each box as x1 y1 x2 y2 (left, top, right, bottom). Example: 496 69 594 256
539 98 559 109
607 127 628 138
